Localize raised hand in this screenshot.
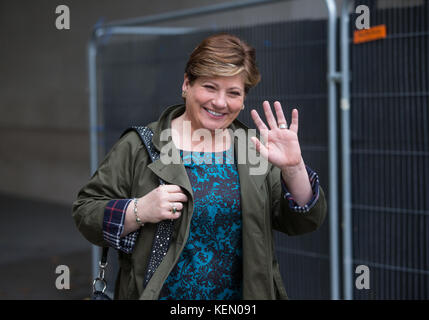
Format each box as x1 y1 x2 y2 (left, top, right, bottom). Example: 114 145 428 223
250 101 303 171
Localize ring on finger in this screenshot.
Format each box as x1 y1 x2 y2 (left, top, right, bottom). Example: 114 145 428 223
171 204 178 214
279 123 287 129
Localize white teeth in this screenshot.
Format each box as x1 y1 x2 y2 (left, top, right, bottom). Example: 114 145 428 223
205 108 223 116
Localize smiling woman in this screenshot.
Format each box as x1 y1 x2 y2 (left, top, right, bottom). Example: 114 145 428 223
171 33 261 151
172 74 246 151
72 32 327 300
184 33 260 93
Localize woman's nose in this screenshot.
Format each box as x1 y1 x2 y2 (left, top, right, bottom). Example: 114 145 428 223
212 92 227 108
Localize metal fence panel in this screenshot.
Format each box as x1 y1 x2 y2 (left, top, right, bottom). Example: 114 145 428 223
350 0 429 299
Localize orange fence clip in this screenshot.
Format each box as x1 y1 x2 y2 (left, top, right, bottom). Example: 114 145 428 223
353 24 387 44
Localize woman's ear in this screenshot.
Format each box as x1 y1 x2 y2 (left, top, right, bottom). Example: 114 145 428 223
182 73 189 93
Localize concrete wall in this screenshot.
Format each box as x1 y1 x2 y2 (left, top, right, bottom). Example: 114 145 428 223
0 0 337 205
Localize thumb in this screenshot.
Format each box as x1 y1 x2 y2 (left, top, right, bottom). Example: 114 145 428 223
251 136 269 159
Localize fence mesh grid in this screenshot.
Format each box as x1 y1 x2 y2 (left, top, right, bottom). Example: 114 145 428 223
350 0 429 299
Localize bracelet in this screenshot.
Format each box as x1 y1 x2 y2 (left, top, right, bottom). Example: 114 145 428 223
133 198 144 227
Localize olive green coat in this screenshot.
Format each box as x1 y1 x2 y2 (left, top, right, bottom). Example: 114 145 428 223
72 104 327 300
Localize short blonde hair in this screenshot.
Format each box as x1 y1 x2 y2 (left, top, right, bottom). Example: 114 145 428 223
185 33 261 94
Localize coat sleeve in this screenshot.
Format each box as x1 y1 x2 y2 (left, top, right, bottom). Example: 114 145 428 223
269 164 327 236
72 131 145 246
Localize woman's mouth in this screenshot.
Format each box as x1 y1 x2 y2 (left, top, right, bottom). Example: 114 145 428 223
203 107 225 119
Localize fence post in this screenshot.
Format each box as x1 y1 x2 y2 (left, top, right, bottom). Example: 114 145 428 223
340 0 353 301
325 0 341 300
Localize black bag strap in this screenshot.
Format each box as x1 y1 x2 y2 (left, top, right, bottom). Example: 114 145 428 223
100 247 109 265
123 126 176 288
92 246 110 298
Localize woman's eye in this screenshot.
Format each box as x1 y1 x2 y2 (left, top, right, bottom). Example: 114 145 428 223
229 91 241 96
204 85 215 90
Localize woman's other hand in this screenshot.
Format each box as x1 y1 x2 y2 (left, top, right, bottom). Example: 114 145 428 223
122 185 187 236
138 185 187 223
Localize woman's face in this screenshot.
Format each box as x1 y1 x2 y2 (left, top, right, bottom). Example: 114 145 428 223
182 74 245 132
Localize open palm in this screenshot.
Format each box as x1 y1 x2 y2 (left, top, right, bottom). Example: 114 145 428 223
250 101 303 170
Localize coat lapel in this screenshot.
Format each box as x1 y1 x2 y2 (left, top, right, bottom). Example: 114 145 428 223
147 158 193 197
233 126 273 299
146 104 194 197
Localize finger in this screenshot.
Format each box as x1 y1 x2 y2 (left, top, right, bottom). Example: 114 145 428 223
168 192 188 202
262 101 278 130
250 136 269 159
170 211 181 219
164 208 181 220
273 101 287 128
161 184 183 193
168 202 182 220
289 108 299 134
161 202 182 216
169 202 183 211
250 109 269 132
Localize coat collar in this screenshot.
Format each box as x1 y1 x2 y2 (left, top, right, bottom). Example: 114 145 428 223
146 104 191 195
149 104 186 152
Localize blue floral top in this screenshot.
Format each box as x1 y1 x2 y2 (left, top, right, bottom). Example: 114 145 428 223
158 148 243 300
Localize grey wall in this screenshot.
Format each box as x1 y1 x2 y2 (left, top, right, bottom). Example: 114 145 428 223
0 0 336 206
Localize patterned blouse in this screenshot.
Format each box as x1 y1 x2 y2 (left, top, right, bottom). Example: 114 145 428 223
159 149 242 300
